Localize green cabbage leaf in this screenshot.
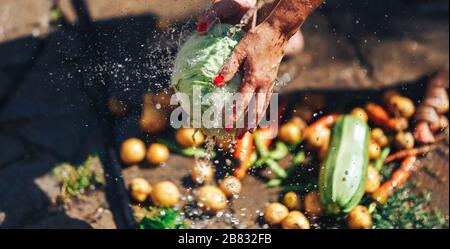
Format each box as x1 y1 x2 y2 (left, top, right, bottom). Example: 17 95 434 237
171 24 243 135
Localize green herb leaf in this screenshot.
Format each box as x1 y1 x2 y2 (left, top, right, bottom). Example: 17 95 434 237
139 208 188 229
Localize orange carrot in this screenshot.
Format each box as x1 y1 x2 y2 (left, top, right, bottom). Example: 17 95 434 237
384 144 436 164
233 132 254 179
303 114 340 139
373 156 417 204
257 126 277 148
365 103 406 130
365 103 390 123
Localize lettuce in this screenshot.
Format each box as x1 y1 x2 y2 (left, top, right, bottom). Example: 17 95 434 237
171 24 243 135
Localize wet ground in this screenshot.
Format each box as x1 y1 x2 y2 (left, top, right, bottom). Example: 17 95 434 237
0 0 448 228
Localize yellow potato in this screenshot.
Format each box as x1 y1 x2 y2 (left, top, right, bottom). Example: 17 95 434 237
151 181 180 207
283 192 301 210
120 138 146 165
146 143 170 165
347 205 372 229
365 166 381 194
191 162 214 184
129 178 152 202
219 176 242 197
197 185 227 213
351 107 368 122
264 202 289 225
176 128 204 147
281 211 310 229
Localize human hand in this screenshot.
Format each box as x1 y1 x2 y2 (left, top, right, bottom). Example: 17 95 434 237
213 22 289 138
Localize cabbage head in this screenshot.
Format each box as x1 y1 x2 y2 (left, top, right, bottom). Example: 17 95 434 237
171 24 244 135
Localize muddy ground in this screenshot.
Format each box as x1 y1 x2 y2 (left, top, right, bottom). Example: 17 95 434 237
0 0 448 228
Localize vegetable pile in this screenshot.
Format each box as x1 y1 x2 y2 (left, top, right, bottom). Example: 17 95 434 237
110 54 449 229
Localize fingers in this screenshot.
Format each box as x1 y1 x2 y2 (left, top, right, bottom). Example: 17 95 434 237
215 41 248 86
259 89 273 124
234 83 256 139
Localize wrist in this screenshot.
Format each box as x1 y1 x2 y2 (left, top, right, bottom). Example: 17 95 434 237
262 19 294 42
263 0 323 38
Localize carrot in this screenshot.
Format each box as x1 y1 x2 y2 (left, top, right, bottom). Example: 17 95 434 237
384 144 436 164
365 103 390 125
303 114 340 139
257 126 277 149
372 156 417 204
233 132 254 179
365 103 406 130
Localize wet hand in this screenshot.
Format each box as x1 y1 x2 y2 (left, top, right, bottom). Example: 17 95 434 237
214 22 289 138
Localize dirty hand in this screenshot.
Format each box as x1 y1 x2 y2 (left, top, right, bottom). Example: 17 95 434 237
198 0 322 138
214 22 288 139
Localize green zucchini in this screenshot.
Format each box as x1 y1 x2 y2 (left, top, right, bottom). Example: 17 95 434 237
319 115 370 214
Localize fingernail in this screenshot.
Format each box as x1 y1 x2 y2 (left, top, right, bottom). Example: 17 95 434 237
213 74 224 86
197 22 208 32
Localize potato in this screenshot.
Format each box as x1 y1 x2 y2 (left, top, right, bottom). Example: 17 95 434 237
388 95 415 118
279 122 302 144
306 127 331 150
365 166 381 194
368 140 381 160
140 106 167 134
146 143 170 165
395 132 415 150
281 211 310 229
351 107 368 122
176 128 204 148
370 128 389 147
347 205 372 229
219 176 242 197
129 178 152 202
151 181 180 207
304 192 323 218
264 202 289 225
120 138 146 165
283 192 301 210
191 162 214 184
197 185 227 213
289 116 307 131
152 89 175 110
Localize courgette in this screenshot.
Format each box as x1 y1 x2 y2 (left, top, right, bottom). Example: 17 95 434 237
319 115 370 214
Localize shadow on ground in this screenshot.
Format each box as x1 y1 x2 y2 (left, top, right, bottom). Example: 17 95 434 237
0 0 182 228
